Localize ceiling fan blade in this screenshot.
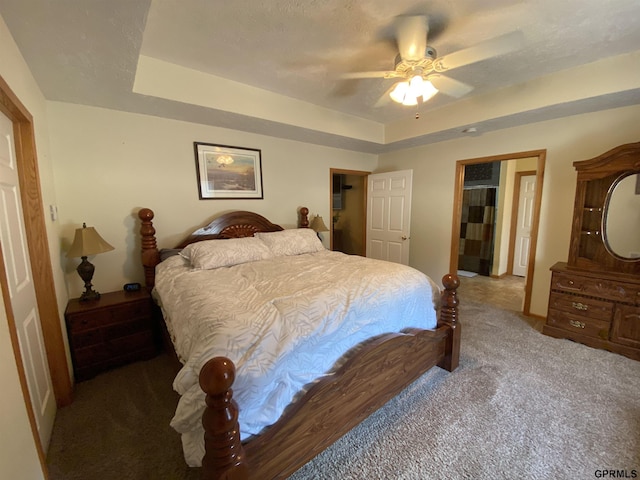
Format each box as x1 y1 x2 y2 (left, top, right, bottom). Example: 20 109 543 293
396 15 428 62
340 71 391 79
436 30 524 71
374 85 395 108
429 74 474 98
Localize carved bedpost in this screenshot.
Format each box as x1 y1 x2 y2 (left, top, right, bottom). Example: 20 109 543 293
138 208 161 290
437 273 461 372
299 206 309 228
200 357 249 480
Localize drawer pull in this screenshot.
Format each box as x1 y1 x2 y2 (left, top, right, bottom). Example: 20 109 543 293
569 319 586 329
571 302 588 311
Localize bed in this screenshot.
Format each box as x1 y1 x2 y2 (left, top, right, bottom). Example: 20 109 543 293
138 206 461 480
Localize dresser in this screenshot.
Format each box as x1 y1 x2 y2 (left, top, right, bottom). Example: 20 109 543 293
545 262 640 360
543 142 640 361
65 290 160 381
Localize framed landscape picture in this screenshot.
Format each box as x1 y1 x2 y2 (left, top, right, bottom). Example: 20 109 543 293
194 142 263 199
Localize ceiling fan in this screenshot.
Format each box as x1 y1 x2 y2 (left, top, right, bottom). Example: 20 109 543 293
342 15 524 107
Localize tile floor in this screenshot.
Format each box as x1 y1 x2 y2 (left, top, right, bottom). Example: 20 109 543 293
457 273 545 331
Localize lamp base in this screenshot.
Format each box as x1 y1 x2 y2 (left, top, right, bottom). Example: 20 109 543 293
77 256 101 302
79 288 101 303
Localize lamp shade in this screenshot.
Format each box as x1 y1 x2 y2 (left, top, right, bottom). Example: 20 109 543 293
310 215 329 232
67 223 114 258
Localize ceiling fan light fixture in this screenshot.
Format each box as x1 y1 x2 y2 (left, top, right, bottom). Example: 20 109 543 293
402 94 418 106
421 79 438 102
390 75 438 106
390 81 409 103
408 74 424 93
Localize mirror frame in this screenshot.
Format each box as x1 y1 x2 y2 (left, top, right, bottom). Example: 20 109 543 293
601 171 640 262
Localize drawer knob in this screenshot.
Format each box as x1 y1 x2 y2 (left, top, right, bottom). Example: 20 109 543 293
569 319 586 329
571 302 588 311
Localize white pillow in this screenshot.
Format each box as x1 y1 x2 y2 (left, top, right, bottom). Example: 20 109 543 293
255 228 325 256
180 237 273 269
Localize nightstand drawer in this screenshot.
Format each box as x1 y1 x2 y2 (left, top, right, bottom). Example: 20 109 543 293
547 308 610 339
548 292 613 321
71 328 104 349
103 317 154 342
107 329 155 357
68 301 152 332
74 343 110 366
73 330 155 366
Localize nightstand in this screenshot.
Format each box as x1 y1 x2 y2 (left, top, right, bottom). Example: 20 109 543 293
65 289 160 381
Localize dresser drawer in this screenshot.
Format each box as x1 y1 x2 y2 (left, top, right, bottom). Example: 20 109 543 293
548 292 613 321
551 271 640 304
547 308 610 339
68 300 152 332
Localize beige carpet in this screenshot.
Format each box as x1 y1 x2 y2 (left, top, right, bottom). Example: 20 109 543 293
290 300 640 479
47 299 640 479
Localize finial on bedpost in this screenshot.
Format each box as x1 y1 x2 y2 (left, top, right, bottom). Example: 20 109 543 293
200 357 249 480
138 208 160 290
299 207 309 228
438 273 461 372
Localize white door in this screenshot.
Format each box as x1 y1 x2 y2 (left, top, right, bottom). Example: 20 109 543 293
0 112 56 449
513 174 536 277
366 170 413 264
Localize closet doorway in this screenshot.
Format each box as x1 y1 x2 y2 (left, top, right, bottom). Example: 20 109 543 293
330 169 369 255
449 150 546 315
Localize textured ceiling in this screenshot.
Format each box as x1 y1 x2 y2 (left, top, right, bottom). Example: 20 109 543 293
1 0 640 153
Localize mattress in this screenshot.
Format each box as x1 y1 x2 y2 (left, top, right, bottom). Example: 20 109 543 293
153 249 439 466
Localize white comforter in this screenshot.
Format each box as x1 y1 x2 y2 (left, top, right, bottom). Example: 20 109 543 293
154 250 439 466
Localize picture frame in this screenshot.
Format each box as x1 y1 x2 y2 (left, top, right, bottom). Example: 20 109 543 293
194 142 263 199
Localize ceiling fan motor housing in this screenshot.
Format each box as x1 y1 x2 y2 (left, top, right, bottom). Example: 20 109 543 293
393 45 438 80
425 46 437 58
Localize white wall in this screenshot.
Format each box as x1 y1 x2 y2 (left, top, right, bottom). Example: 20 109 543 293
0 13 57 480
47 102 378 297
493 160 515 276
378 104 640 316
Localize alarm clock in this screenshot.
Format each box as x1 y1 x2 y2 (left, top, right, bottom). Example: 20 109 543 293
123 282 141 292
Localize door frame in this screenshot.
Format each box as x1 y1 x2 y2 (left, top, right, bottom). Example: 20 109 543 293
449 150 546 315
329 168 369 252
507 170 537 275
0 74 72 467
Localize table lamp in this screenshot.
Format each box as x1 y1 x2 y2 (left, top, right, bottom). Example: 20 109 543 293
67 223 114 302
310 215 329 239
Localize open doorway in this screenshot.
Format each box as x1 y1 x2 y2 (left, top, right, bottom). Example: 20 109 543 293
449 150 546 315
330 169 369 255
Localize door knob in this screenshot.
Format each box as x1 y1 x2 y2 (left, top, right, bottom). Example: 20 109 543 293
401 235 409 240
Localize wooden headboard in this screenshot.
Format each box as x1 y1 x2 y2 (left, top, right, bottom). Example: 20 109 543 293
138 207 310 288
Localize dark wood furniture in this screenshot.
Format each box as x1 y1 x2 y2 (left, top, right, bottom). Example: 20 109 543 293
65 290 159 381
543 142 640 361
137 206 461 480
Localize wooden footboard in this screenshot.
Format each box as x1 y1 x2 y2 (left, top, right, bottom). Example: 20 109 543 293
200 274 460 480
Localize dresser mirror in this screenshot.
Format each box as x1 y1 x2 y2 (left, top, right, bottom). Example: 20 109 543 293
602 172 640 261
